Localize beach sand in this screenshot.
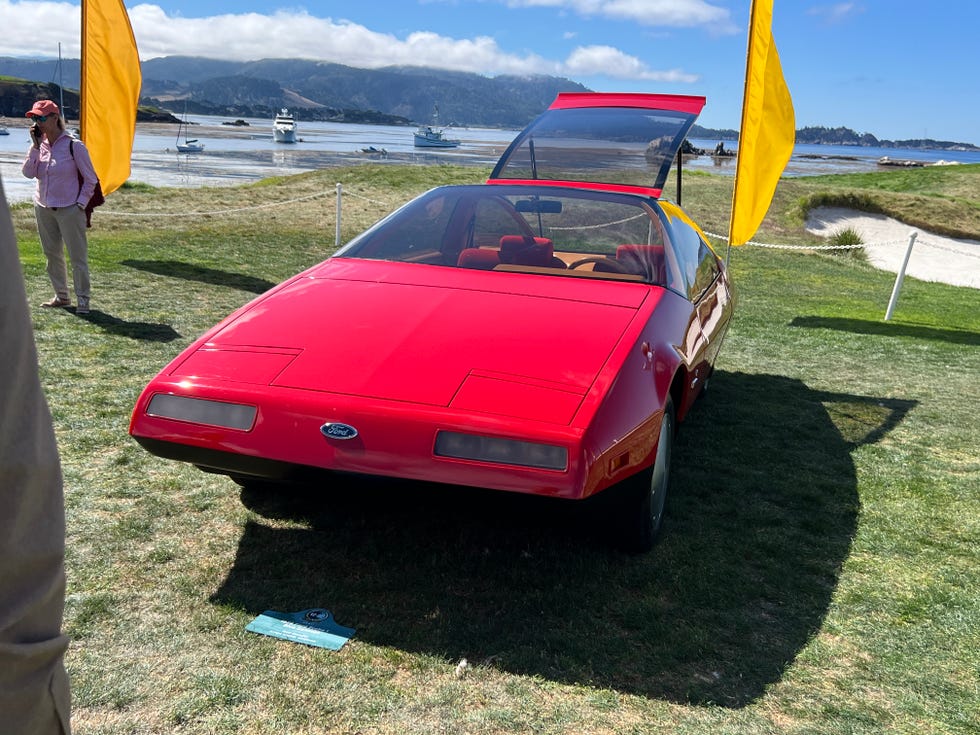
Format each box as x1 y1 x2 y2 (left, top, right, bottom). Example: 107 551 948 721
805 206 980 289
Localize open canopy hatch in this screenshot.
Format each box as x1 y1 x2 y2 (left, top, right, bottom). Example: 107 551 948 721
489 92 706 198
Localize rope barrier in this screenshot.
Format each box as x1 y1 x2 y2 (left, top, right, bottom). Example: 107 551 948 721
341 189 395 208
97 190 332 218
97 185 401 220
548 212 649 231
702 230 980 258
915 237 980 260
705 231 871 250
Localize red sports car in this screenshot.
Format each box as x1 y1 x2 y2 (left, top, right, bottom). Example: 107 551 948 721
130 93 734 551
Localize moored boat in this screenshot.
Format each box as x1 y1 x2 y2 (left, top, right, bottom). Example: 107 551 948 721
878 156 924 168
414 125 460 148
175 102 204 152
273 108 297 143
413 105 459 148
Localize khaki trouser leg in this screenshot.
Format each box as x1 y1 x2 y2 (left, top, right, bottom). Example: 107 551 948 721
34 205 90 302
59 207 90 302
3 182 72 733
34 205 70 301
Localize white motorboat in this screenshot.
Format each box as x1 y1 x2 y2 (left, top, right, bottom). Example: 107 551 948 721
273 108 297 143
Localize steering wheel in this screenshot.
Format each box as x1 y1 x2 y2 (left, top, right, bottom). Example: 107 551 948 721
567 256 630 273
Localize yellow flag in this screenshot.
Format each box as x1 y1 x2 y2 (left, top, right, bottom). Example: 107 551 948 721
80 0 142 195
728 0 794 246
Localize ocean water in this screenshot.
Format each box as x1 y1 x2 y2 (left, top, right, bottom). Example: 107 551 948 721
3 113 977 204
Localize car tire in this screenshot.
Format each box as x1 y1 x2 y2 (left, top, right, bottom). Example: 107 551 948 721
619 395 675 553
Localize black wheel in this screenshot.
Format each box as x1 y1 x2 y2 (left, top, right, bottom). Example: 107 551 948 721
619 396 675 553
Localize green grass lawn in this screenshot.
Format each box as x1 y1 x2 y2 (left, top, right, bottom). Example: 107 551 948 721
11 163 979 734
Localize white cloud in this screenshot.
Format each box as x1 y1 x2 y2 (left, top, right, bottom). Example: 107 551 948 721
563 46 698 83
503 0 737 32
0 1 697 84
1 1 81 57
807 3 865 24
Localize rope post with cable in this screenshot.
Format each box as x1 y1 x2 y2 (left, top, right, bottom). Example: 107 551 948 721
335 183 343 249
884 232 917 321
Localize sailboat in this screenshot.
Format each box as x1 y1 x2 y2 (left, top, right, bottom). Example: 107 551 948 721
53 43 76 135
176 101 205 153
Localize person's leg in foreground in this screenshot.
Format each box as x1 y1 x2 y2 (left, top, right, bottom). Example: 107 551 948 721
0 175 72 734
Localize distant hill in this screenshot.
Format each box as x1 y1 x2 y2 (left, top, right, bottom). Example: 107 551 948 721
0 56 589 128
142 58 591 128
1 55 977 150
794 125 979 152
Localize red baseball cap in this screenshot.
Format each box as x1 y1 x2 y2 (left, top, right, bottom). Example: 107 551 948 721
26 100 60 118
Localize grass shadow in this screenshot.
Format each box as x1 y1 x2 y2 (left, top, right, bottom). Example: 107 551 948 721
75 308 181 342
210 371 915 707
791 315 979 346
121 259 276 294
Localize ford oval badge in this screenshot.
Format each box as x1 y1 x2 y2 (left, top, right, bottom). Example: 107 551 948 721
321 422 358 440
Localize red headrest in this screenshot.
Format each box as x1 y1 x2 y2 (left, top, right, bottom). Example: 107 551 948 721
457 248 501 269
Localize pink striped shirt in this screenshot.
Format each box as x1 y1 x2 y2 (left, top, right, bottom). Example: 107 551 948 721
22 133 99 209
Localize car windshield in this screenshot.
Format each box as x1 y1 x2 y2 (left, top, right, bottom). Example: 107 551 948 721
337 185 684 288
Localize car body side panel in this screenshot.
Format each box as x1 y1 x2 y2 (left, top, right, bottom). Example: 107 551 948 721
575 287 699 497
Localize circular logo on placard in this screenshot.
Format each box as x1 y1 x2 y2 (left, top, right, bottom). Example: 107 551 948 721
304 609 330 622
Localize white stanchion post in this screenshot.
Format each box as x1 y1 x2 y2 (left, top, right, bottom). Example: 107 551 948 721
335 183 343 249
884 232 917 321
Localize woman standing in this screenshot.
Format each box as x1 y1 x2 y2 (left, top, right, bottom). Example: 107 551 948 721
22 100 98 315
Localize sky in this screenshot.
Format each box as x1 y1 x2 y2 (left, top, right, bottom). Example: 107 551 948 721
1 1 977 145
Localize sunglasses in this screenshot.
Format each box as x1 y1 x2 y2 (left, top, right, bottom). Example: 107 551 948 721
30 115 50 123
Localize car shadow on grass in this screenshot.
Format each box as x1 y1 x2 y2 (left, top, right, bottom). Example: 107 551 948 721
121 259 277 294
210 371 916 707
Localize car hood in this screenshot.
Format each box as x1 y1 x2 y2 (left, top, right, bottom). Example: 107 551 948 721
180 260 649 424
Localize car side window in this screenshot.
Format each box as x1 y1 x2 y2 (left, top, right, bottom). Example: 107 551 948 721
357 193 456 260
666 219 719 300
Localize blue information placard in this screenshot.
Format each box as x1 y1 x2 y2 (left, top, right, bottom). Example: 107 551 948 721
246 608 355 650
